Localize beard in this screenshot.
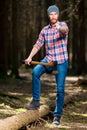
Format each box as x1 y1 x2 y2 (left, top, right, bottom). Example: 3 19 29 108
50 18 58 24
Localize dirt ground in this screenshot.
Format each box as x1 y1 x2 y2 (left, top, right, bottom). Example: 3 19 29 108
0 67 87 130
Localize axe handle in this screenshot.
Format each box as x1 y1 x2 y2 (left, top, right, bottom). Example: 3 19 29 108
22 60 54 66
31 61 54 66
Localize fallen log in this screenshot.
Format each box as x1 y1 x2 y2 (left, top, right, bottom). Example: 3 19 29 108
0 105 49 130
0 95 73 130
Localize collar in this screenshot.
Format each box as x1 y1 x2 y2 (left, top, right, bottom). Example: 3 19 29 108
48 21 60 28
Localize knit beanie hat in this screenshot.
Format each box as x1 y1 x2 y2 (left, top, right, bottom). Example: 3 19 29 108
47 5 59 15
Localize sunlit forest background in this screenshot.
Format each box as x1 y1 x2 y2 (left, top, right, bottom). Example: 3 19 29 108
0 0 87 78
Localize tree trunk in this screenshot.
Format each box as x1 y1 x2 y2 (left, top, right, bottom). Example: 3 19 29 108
0 0 11 77
85 0 87 70
78 0 86 73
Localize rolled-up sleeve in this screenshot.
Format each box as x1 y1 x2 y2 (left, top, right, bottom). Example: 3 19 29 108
34 28 45 50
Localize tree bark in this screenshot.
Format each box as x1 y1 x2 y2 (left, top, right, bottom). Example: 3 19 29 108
0 105 49 130
0 95 73 130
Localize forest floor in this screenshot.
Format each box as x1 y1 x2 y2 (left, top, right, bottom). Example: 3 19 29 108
0 66 87 130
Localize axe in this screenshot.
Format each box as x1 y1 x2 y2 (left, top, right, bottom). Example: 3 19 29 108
22 60 54 66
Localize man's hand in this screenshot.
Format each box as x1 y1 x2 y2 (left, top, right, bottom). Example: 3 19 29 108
25 57 32 65
59 26 68 33
56 24 68 33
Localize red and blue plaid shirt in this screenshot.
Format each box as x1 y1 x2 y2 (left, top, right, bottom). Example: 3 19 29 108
34 21 69 64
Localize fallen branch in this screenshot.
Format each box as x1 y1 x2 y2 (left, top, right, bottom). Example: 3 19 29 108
0 91 21 99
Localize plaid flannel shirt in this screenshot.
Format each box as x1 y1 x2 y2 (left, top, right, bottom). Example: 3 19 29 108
34 21 69 64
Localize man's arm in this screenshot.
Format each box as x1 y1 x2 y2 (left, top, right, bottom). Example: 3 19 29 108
25 47 38 65
25 28 45 65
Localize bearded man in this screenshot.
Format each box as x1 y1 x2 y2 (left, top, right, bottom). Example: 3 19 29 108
25 5 69 125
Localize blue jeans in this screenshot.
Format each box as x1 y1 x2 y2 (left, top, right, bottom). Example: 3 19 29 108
32 59 68 117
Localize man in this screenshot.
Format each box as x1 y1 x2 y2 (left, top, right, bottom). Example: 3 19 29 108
25 5 69 125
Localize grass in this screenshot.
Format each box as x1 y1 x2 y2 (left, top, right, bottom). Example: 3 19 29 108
16 108 26 112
